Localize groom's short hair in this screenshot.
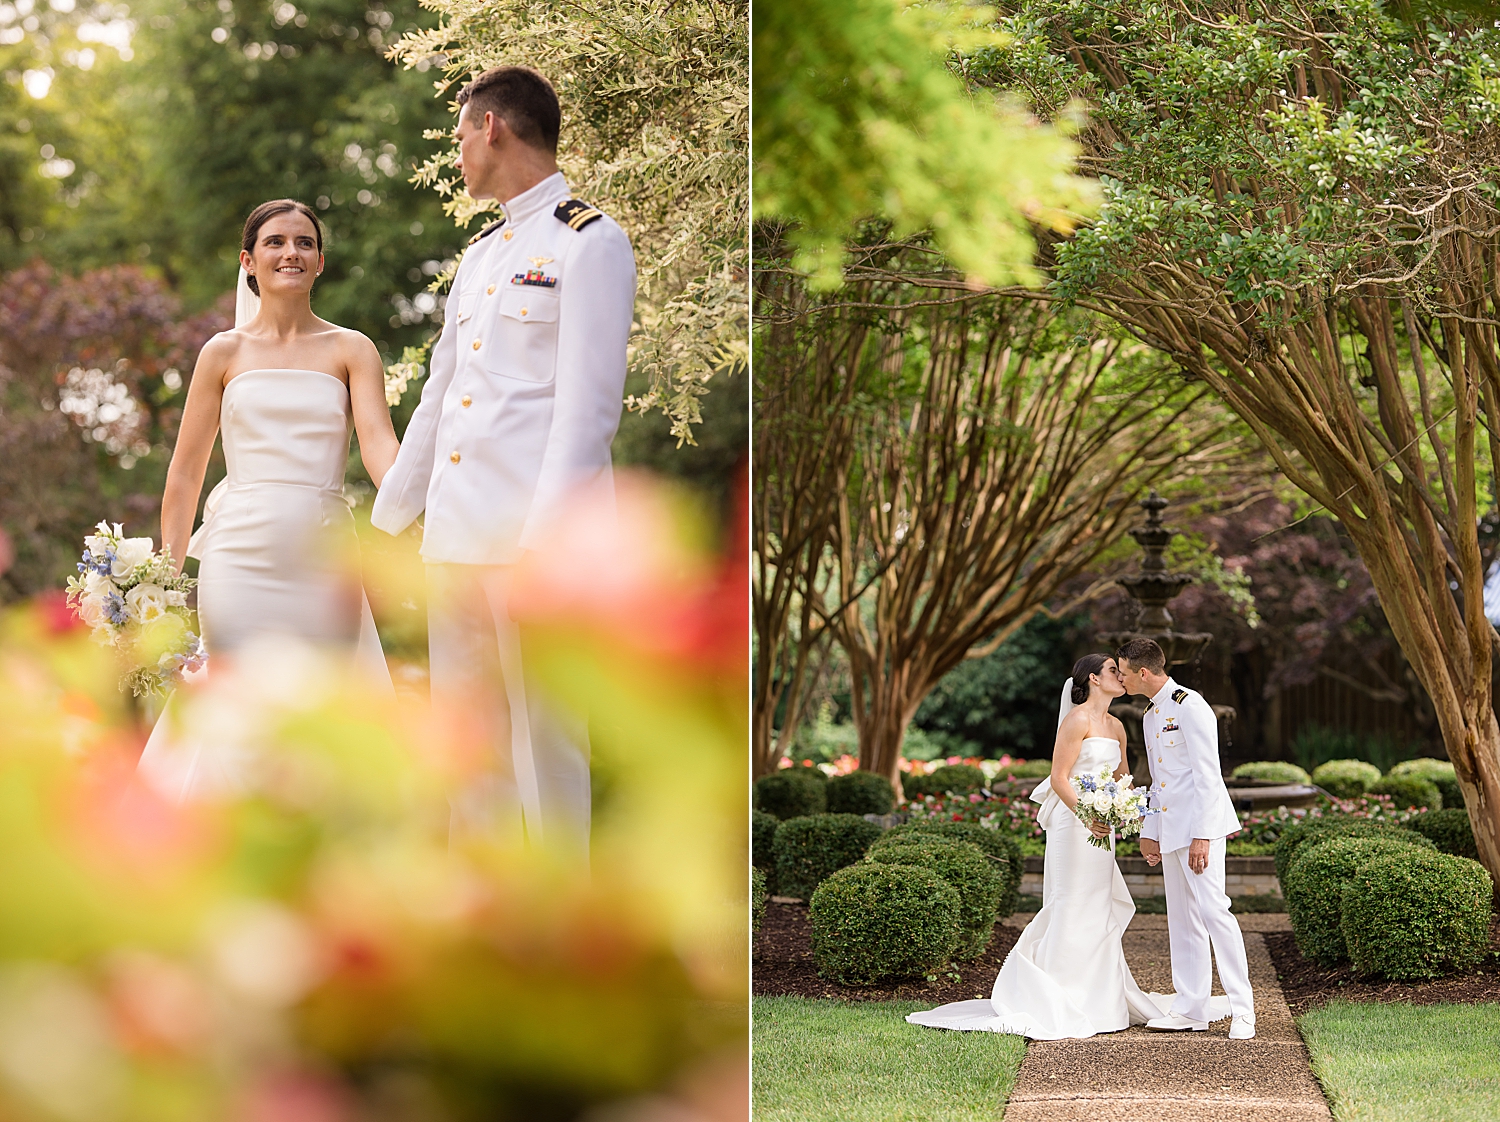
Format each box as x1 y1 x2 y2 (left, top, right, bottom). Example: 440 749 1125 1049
1116 637 1166 674
457 67 561 153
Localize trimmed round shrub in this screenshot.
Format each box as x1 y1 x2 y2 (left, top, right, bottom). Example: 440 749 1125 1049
1390 758 1462 809
993 759 1052 780
875 822 1024 918
1368 773 1442 811
825 770 896 816
772 813 883 900
867 838 1003 959
1285 837 1430 966
752 867 767 935
1405 808 1479 860
1230 761 1312 785
755 770 828 820
1340 849 1494 980
904 763 985 799
1274 816 1436 884
1310 759 1382 800
809 863 961 984
753 809 780 894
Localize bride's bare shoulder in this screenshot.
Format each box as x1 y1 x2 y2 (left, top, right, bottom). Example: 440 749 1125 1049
1058 707 1090 735
194 330 242 375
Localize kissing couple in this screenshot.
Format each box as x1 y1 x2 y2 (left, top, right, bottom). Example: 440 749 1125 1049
907 638 1256 1040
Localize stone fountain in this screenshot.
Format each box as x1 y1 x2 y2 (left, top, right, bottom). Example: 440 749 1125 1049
1099 491 1233 783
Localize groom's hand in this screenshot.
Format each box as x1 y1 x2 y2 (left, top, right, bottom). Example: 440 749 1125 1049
1188 838 1210 875
1089 821 1111 839
1138 837 1161 866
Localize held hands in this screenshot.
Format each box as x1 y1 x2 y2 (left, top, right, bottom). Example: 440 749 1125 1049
1138 837 1161 867
1188 838 1211 875
1089 820 1112 840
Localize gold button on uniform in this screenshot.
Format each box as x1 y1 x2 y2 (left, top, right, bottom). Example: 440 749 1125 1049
503 230 513 241
487 285 496 294
472 340 482 350
461 395 472 408
449 451 461 464
520 307 529 317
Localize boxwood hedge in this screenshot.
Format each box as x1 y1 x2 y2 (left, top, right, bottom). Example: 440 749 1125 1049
1405 808 1479 860
867 838 1003 959
903 763 985 799
825 770 895 816
772 813 883 900
1284 837 1430 966
1340 849 1494 980
1389 759 1462 810
809 863 962 985
752 867 767 935
754 770 827 820
1310 759 1382 800
1367 774 1442 811
874 822 1024 918
1273 815 1436 884
1230 761 1312 784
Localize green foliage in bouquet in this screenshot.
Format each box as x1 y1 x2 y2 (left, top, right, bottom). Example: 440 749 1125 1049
825 770 895 816
808 864 960 985
866 838 1003 959
876 822 1023 918
1368 774 1442 812
1274 817 1436 884
1340 850 1494 981
1405 809 1479 861
1285 837 1431 966
1231 761 1312 785
1310 759 1383 800
1389 759 1463 810
904 763 986 799
772 814 883 900
754 770 828 820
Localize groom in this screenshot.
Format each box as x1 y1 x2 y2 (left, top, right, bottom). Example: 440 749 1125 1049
1116 638 1256 1040
372 66 637 855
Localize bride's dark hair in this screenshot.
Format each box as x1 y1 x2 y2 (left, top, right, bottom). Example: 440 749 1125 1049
241 199 324 296
1070 654 1109 704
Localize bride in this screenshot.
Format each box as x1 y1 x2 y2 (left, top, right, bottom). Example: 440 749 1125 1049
907 654 1166 1040
138 198 399 799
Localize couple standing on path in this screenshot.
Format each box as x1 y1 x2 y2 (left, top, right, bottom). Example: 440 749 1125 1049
138 66 636 855
908 637 1257 1041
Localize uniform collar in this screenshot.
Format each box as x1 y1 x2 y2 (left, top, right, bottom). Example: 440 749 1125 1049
499 171 569 226
1150 677 1179 706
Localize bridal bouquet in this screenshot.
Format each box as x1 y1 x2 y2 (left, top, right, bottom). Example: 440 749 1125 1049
1071 768 1156 850
64 521 206 696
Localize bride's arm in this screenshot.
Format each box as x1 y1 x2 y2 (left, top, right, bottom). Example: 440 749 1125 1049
1112 718 1129 780
1049 712 1085 811
347 334 400 488
161 338 230 574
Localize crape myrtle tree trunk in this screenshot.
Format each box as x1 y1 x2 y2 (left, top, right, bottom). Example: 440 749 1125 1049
996 0 1500 880
757 245 1244 792
752 257 860 778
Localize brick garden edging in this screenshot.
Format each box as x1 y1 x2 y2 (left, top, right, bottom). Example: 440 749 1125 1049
1019 855 1281 900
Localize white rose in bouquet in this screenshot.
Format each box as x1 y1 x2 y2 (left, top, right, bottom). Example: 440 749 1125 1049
125 584 171 625
77 592 108 630
111 537 156 579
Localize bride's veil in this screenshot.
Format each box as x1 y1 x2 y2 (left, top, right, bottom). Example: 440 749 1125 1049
1057 675 1079 731
234 265 260 328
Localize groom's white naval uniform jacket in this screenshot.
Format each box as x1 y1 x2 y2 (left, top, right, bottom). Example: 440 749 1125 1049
1138 677 1254 1023
372 171 636 852
1138 678 1241 853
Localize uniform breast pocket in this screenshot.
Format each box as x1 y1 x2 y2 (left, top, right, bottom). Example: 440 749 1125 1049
488 287 559 383
453 292 476 326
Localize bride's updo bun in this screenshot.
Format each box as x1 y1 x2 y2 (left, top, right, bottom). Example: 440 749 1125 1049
1070 653 1109 704
241 199 324 296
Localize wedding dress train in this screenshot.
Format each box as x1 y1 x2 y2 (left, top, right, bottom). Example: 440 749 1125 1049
906 736 1226 1040
137 368 392 802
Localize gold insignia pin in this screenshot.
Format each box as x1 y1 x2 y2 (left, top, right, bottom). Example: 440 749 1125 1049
528 255 554 269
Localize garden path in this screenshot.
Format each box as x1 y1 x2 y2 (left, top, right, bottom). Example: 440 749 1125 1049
1002 913 1331 1122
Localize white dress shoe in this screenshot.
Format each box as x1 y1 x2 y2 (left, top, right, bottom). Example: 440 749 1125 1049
1146 1013 1208 1031
1229 1015 1256 1039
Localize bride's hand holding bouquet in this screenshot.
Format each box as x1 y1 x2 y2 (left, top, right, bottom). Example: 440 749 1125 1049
64 521 206 697
1070 768 1156 851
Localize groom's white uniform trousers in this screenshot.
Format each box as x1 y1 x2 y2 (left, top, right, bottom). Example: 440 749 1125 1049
1140 679 1255 1022
372 171 637 852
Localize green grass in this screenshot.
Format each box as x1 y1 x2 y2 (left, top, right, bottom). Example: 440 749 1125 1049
1299 1001 1500 1121
753 997 1024 1121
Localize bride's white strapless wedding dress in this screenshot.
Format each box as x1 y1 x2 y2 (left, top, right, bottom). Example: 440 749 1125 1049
138 369 391 801
908 736 1191 1040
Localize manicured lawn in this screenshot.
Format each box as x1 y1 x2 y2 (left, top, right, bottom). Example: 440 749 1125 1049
1299 1001 1500 1121
752 996 1024 1122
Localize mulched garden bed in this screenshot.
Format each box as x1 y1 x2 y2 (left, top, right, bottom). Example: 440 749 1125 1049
1265 919 1500 1013
753 900 1019 1003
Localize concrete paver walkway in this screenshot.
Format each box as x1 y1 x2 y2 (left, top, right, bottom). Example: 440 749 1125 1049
1001 913 1331 1122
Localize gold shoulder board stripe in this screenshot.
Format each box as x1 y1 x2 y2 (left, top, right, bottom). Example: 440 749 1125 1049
553 199 605 231
1172 689 1188 704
